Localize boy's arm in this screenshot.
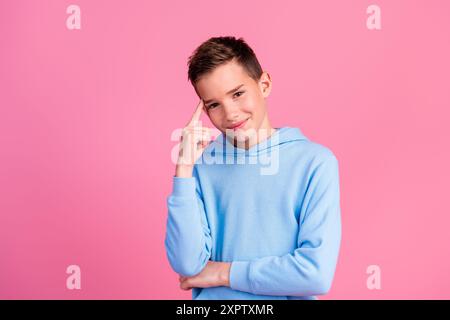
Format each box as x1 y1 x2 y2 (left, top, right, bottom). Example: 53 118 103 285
164 165 213 277
229 155 341 296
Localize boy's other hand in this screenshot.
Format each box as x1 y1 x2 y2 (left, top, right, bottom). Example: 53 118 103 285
176 99 212 177
178 261 231 290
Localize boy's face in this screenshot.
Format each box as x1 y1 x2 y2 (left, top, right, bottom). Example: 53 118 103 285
195 59 273 142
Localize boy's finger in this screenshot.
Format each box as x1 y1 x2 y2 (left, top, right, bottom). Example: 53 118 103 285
189 99 204 125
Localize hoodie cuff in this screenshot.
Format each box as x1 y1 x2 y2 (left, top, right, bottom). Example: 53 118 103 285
172 176 196 197
229 261 254 294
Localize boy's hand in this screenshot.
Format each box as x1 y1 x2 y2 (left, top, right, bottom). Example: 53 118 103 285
178 261 231 290
176 99 212 176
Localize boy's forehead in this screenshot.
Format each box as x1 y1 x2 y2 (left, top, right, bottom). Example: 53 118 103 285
196 62 253 99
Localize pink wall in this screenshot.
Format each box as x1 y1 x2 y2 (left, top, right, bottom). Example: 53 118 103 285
1 0 449 299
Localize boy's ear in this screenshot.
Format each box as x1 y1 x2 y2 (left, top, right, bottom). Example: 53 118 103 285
259 71 272 98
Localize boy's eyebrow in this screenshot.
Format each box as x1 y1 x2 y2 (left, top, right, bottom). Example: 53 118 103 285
203 84 244 104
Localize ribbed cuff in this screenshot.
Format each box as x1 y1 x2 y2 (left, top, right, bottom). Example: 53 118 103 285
172 176 196 197
229 261 254 293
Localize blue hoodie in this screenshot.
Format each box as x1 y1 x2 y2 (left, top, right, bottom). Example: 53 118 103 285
165 126 341 300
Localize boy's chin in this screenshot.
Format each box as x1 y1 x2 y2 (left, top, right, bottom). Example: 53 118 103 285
224 128 259 144
224 127 251 137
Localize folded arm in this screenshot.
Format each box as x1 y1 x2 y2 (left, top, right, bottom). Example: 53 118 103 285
229 155 342 296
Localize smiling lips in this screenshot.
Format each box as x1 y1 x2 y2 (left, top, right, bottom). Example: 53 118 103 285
227 118 248 130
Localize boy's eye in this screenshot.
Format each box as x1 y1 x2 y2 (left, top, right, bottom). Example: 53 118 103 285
207 92 244 110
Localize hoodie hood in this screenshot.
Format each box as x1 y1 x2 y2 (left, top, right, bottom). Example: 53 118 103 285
206 126 308 157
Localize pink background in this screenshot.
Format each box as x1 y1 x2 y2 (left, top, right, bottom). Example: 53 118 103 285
1 0 449 299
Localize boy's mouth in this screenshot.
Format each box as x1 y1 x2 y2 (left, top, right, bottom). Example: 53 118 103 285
227 118 249 130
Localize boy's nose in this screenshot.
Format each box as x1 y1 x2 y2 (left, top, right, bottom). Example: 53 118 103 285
223 103 241 122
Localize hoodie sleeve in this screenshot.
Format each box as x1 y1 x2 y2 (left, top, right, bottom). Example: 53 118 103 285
164 166 213 277
229 155 341 296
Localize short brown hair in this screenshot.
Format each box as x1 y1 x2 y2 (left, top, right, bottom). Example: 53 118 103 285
187 36 263 87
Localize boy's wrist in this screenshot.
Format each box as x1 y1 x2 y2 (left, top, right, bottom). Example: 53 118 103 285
175 165 194 178
219 262 231 287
